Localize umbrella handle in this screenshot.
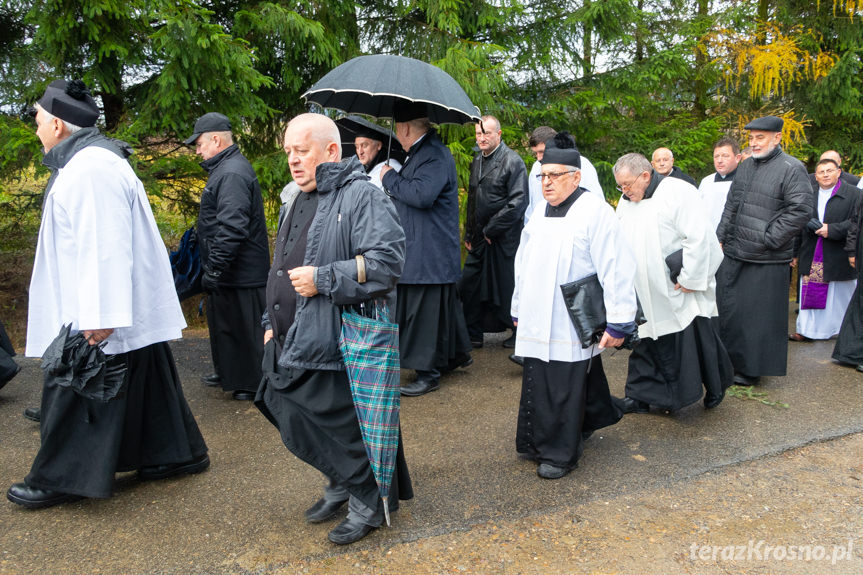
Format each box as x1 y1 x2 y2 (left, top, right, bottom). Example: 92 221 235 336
382 496 391 527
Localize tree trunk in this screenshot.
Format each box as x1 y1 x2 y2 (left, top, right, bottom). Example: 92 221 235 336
693 0 709 119
583 0 592 78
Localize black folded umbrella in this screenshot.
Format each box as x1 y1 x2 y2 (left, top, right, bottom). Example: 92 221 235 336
40 324 126 402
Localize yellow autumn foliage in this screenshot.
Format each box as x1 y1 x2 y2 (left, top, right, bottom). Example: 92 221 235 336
823 0 861 20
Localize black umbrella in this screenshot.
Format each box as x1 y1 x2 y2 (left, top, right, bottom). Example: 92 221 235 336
41 324 127 402
303 54 481 125
336 115 406 165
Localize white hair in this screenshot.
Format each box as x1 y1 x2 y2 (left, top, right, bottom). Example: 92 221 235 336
34 102 83 134
613 153 653 176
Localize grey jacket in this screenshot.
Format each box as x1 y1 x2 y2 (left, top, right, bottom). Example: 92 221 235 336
717 146 811 263
265 157 406 371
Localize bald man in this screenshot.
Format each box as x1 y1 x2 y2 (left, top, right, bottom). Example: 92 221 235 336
808 150 860 189
256 113 412 545
651 147 696 187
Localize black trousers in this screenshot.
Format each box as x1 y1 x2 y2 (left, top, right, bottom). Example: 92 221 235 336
206 286 265 391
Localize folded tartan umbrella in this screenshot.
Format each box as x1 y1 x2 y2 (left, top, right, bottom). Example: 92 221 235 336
40 324 126 402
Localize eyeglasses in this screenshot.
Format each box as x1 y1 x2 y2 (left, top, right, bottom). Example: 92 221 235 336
615 171 648 193
536 170 578 182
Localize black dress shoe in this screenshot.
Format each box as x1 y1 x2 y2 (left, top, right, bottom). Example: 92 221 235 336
733 373 760 386
23 407 40 422
621 397 649 414
400 376 440 396
502 331 517 349
138 453 210 481
508 354 524 366
7 482 83 509
704 391 725 409
537 463 574 479
232 390 256 401
305 497 348 523
201 373 221 387
856 365 863 373
327 517 377 545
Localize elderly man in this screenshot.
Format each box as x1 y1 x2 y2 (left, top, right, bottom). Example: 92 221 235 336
808 150 860 189
255 113 411 545
350 122 402 189
461 115 527 349
716 115 811 385
7 79 208 509
512 133 638 479
651 147 697 187
790 158 860 341
185 113 269 400
380 103 473 397
614 154 732 413
698 137 742 231
524 127 603 224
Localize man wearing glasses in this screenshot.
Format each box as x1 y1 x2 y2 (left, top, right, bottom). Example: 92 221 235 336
510 132 637 480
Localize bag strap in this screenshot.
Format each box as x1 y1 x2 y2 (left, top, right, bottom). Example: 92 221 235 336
356 254 366 284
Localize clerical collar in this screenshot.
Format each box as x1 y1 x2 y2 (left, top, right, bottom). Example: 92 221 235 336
714 167 737 182
643 171 663 200
545 187 583 217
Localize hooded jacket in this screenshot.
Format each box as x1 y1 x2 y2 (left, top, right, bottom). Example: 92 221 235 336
717 146 811 263
197 144 269 288
267 157 406 371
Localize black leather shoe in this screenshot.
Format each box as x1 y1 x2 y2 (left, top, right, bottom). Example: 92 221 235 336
508 354 524 366
232 390 256 401
327 517 377 545
704 391 725 409
138 453 210 481
201 373 221 387
856 365 863 373
502 331 517 349
23 407 40 422
7 483 83 509
455 356 473 369
733 373 760 386
305 497 348 523
537 463 574 479
400 377 440 397
621 397 649 414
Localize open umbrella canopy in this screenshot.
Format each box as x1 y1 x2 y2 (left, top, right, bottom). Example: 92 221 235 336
303 54 481 125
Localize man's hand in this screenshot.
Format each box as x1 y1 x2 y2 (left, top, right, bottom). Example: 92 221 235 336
790 258 798 268
598 331 624 350
380 164 393 178
816 223 829 238
484 235 492 245
201 270 220 292
464 240 472 251
264 329 273 344
850 256 856 269
289 266 319 297
83 328 114 346
674 283 694 293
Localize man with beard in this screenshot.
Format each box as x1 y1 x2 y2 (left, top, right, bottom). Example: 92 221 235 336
7 79 208 509
511 133 637 479
186 112 269 400
698 137 742 231
256 113 411 544
461 115 528 349
614 153 733 414
715 115 811 385
380 103 473 397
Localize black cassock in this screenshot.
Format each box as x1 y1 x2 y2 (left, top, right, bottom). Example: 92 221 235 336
396 283 472 372
716 258 790 377
0 320 19 387
25 342 207 498
206 286 265 392
833 222 863 365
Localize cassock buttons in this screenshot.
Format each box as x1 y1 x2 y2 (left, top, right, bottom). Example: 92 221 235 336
276 270 283 277
274 304 280 311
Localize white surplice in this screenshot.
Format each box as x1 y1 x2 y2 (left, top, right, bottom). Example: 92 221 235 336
512 191 638 362
616 177 724 340
697 172 733 232
27 146 186 357
368 158 402 190
524 156 604 224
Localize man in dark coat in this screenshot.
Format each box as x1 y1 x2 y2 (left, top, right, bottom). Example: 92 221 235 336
186 113 270 400
461 115 527 349
651 147 697 187
256 113 411 545
808 150 861 190
791 158 861 340
380 103 473 397
832 196 863 370
716 115 811 385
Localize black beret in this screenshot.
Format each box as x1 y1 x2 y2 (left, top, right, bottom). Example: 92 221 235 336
540 131 581 168
184 112 232 145
37 79 99 127
744 115 783 132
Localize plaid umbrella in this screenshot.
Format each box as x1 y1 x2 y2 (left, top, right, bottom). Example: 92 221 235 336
338 301 401 527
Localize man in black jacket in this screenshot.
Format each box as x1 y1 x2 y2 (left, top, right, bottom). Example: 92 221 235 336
186 113 270 400
807 150 861 189
716 115 811 385
651 147 697 187
461 115 527 349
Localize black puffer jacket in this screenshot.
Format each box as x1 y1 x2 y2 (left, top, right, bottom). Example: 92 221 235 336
716 146 811 263
197 144 270 288
464 142 528 255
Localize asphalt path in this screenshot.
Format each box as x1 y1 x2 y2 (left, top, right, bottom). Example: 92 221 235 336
0 306 861 573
